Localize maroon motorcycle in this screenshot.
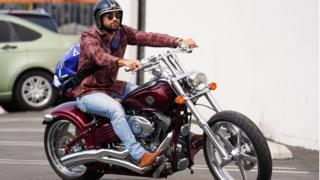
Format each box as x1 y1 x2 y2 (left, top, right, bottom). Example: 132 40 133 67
43 46 272 180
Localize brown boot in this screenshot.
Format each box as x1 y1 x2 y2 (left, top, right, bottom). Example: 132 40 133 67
139 150 163 168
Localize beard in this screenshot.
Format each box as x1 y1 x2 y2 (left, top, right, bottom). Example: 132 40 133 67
103 22 120 33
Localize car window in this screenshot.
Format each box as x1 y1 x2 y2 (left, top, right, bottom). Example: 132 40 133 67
11 22 42 42
15 15 58 33
0 20 12 42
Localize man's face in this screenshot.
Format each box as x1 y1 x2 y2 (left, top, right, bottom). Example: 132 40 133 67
102 11 122 31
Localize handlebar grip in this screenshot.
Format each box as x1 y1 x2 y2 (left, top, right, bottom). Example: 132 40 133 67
124 67 131 72
178 44 193 53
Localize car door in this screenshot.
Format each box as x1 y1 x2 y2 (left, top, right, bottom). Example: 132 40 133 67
0 20 29 94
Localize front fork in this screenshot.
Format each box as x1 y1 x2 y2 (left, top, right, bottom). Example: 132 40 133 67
171 81 232 162
186 93 232 162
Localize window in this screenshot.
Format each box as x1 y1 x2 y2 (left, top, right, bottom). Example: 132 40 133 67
0 20 12 42
11 22 41 42
17 16 58 33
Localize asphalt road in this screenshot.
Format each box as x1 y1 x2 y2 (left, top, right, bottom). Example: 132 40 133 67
0 109 318 180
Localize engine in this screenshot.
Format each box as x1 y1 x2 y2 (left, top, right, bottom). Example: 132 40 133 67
126 113 171 152
126 113 190 172
127 116 154 138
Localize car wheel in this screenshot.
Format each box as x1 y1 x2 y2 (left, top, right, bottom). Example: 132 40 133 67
15 70 57 111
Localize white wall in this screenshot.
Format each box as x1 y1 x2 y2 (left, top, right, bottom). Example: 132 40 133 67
144 0 319 150
116 0 138 83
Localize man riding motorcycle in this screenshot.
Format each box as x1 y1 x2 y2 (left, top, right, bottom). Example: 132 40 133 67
75 0 200 168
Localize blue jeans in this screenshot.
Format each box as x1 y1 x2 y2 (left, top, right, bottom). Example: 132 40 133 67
76 83 146 161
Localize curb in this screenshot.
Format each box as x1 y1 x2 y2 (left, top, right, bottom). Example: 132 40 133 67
267 141 293 159
0 106 6 115
191 124 293 160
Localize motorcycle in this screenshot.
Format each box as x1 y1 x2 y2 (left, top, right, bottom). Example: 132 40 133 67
43 45 272 180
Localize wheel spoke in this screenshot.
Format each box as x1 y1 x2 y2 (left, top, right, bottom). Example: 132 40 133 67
47 120 87 176
220 158 232 168
24 86 32 92
39 81 48 89
236 160 248 180
25 92 33 99
217 131 234 151
33 78 39 86
206 120 264 180
237 128 243 149
240 153 257 163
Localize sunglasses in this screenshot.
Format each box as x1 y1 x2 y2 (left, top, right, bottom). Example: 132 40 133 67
105 12 122 21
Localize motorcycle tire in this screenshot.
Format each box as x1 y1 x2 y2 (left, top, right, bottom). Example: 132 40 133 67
203 111 272 180
44 119 104 180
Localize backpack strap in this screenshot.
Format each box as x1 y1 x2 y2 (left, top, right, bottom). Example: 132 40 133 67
77 67 100 83
61 67 99 93
111 30 121 53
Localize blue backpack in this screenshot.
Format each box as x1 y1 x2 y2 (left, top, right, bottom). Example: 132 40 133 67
52 44 83 92
53 30 122 92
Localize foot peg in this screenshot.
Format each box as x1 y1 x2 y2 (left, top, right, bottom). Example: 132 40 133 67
154 155 166 165
152 160 171 178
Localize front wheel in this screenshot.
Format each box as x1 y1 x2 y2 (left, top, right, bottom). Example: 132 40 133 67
203 111 272 180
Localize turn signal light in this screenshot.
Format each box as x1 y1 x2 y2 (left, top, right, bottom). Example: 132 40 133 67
209 82 217 90
175 96 185 105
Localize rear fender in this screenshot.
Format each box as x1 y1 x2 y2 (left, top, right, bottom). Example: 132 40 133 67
42 101 97 148
42 101 90 131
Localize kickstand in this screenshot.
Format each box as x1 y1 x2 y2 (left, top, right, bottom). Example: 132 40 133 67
190 168 194 174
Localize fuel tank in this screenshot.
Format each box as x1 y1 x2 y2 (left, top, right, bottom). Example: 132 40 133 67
122 80 176 112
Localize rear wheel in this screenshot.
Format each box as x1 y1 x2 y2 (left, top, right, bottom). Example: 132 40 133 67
203 111 272 180
44 119 104 180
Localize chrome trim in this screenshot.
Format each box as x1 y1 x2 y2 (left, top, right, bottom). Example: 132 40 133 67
180 124 190 136
100 156 152 174
137 46 230 161
61 149 129 167
128 116 154 136
61 149 151 174
185 100 230 160
170 77 231 161
184 88 209 100
43 114 54 124
186 71 208 91
157 132 173 152
153 112 171 126
205 92 222 112
61 132 173 174
177 158 189 170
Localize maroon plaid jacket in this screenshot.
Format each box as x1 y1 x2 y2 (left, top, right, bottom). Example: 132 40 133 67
74 25 179 97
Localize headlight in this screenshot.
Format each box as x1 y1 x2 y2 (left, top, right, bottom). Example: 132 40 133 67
186 72 207 91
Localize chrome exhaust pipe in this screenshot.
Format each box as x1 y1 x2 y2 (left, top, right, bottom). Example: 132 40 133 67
61 149 152 174
61 149 129 167
60 133 173 174
99 156 152 174
157 132 172 152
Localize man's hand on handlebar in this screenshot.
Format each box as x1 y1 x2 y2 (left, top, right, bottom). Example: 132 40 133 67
117 59 143 71
177 38 198 48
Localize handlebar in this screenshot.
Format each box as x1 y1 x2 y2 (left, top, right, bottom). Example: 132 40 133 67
124 44 193 72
